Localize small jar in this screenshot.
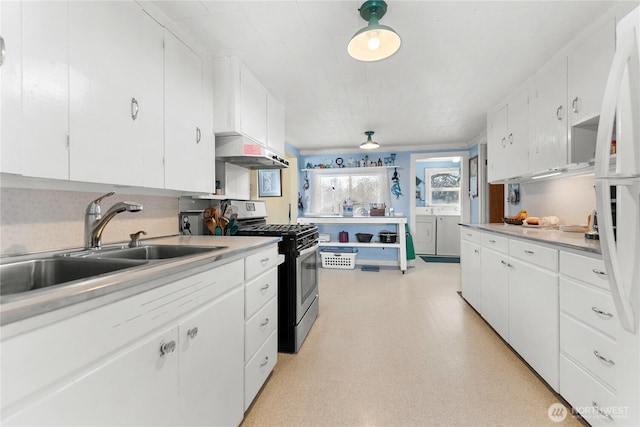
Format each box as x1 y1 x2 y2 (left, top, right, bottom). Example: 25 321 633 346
610 140 617 155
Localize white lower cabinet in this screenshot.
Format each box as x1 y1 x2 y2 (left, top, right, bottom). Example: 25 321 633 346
1 259 246 426
480 244 510 340
460 228 481 311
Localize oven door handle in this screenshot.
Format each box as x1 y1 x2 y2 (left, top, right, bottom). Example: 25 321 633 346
299 244 319 257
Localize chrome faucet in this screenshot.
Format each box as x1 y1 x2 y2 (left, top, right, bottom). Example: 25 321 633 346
84 192 143 249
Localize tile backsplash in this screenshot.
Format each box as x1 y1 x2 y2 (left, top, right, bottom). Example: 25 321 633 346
1 188 179 256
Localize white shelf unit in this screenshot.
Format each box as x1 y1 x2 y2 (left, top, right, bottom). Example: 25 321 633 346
297 216 408 272
300 166 400 172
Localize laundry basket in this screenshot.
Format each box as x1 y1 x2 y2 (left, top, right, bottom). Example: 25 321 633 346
320 248 357 269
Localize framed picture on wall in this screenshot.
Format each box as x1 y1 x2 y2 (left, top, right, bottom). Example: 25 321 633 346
469 156 478 198
258 169 282 197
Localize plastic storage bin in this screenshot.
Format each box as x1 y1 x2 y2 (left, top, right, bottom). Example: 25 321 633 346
320 248 357 269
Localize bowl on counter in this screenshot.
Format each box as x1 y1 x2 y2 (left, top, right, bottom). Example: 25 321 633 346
355 233 373 243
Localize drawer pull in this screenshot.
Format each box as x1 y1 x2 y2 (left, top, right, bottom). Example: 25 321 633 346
466 233 472 237
501 260 507 266
260 318 270 327
592 268 607 276
260 257 270 265
593 350 615 365
474 249 480 254
592 401 614 421
489 239 496 244
260 356 269 368
523 250 535 255
260 284 270 292
591 306 613 318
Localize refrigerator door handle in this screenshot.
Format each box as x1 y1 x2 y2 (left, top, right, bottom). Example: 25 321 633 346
594 26 639 333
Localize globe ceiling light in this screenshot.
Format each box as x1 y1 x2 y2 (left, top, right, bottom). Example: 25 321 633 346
360 131 380 149
347 0 401 62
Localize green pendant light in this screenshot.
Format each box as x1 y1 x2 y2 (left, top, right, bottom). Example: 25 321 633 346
348 0 401 62
360 131 380 149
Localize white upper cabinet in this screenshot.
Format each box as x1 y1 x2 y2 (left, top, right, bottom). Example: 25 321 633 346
267 92 286 156
214 56 280 148
0 1 22 175
488 88 529 184
531 56 568 174
164 29 213 193
568 19 615 127
21 1 69 180
69 1 163 186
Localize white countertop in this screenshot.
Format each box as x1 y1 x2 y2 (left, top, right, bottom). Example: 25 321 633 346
460 223 601 254
0 235 280 326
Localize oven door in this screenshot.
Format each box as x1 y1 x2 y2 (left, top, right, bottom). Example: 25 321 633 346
296 244 319 324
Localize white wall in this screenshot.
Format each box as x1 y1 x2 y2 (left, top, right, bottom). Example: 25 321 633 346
520 174 595 225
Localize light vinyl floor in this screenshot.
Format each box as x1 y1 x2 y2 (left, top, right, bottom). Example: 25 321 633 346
241 259 582 427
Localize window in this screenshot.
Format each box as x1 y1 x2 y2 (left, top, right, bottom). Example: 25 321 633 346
307 169 391 215
425 168 460 207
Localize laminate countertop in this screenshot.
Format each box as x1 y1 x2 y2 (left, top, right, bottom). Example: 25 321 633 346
460 223 602 255
0 235 281 327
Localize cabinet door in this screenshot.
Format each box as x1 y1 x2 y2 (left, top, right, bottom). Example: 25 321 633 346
179 287 244 427
487 105 508 182
414 215 436 254
239 63 268 145
461 240 481 311
509 259 559 391
568 19 615 126
21 1 69 180
224 162 250 200
267 92 285 155
164 29 213 193
531 56 568 173
4 327 180 426
506 87 529 178
69 1 150 186
436 215 461 256
0 0 22 175
480 248 509 340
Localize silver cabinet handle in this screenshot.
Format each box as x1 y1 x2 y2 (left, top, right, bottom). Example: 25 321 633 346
572 96 579 113
508 133 513 145
131 97 139 120
260 318 270 327
196 127 201 144
489 239 496 244
592 401 614 421
593 350 615 365
260 356 269 368
474 249 480 254
0 36 5 66
187 327 198 339
591 306 613 317
523 250 535 255
160 340 176 356
592 268 607 276
501 137 506 148
260 257 270 265
556 105 563 120
466 233 472 237
260 284 270 292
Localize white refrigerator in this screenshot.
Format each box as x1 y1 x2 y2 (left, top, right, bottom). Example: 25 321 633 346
594 6 640 425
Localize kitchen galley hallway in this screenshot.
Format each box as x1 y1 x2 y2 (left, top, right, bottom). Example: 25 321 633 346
241 259 581 427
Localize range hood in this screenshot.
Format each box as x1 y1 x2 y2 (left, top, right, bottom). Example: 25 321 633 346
215 135 289 169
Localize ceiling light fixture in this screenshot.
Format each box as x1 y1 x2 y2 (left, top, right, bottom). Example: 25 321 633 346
348 0 401 62
360 131 380 149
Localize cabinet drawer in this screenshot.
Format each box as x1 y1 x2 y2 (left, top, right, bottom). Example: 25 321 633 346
481 232 508 253
560 277 617 338
245 267 278 319
560 251 609 291
461 227 481 244
510 239 558 271
561 314 617 389
244 330 277 410
560 356 617 426
245 246 280 281
245 297 277 363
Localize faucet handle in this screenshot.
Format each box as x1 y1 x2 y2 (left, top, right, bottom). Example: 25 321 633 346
129 230 147 248
86 192 115 214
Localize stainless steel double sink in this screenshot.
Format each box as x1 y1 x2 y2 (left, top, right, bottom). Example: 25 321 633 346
0 245 225 297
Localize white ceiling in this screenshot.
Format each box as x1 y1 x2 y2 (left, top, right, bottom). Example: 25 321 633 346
153 0 617 152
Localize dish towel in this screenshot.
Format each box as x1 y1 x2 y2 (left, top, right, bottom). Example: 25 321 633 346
405 224 416 261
